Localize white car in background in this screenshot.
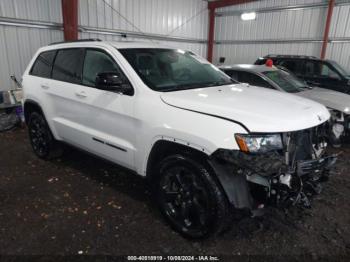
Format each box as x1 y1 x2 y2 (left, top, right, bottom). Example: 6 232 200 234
220 64 350 147
22 40 336 238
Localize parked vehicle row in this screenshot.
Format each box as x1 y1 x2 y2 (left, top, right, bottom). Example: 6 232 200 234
255 55 350 94
220 64 350 147
22 40 338 238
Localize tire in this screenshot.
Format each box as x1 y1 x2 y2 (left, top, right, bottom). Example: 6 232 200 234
154 153 231 239
28 111 62 160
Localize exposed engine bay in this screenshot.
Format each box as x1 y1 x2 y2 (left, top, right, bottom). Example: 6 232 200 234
210 123 337 214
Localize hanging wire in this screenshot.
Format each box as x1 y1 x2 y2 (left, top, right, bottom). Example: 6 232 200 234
165 6 208 37
101 0 152 40
101 0 208 41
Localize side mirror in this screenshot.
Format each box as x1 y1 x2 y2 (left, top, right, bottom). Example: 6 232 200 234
95 72 133 95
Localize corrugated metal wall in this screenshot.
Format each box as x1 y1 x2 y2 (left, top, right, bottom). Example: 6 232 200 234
78 0 208 56
214 0 350 71
0 0 63 90
327 3 350 70
0 0 208 91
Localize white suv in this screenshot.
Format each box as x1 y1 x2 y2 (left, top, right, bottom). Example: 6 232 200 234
22 40 336 238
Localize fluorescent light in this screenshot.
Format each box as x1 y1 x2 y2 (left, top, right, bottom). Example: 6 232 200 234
241 12 256 21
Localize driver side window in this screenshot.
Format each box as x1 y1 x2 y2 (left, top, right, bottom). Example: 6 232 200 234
320 63 340 79
82 49 125 87
305 61 340 80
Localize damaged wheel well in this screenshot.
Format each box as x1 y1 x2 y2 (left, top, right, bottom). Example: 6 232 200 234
146 140 210 180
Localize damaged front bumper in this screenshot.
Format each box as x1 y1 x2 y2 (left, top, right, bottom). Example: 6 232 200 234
209 148 338 213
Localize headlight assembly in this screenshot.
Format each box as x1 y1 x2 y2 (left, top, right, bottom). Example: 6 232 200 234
235 134 283 153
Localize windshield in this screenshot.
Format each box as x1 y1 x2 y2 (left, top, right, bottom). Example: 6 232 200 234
119 48 234 91
328 60 349 77
262 70 308 93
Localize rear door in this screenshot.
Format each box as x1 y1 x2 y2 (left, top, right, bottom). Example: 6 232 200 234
48 48 85 141
276 59 304 78
27 49 57 126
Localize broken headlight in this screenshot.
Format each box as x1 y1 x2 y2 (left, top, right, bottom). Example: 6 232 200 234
235 134 283 153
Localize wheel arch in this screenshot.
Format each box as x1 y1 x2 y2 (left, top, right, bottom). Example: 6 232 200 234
145 139 210 181
23 99 44 125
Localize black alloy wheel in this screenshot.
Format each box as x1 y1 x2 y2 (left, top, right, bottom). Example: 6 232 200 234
156 154 230 238
28 112 62 159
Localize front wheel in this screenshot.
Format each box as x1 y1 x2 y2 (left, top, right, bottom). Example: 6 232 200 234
155 154 231 239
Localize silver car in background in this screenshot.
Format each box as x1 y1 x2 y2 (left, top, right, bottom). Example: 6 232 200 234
220 64 350 147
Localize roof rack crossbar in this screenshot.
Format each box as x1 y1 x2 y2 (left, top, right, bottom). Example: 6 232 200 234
49 38 102 45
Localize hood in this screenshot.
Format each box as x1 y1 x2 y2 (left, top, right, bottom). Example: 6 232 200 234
298 87 350 114
160 84 330 133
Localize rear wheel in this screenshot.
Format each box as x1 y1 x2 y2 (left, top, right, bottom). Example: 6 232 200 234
28 112 62 159
155 154 231 238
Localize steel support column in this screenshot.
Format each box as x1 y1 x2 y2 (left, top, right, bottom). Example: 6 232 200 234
207 7 215 62
320 0 335 59
62 0 78 41
207 0 256 62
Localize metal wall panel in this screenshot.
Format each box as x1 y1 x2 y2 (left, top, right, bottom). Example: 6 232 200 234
79 0 208 39
216 7 325 41
78 0 208 57
214 0 350 72
326 4 350 70
216 0 326 12
0 25 63 90
0 0 63 90
0 0 62 22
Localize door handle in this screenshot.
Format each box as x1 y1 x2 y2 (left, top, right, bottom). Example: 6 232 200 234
75 91 87 98
40 84 50 89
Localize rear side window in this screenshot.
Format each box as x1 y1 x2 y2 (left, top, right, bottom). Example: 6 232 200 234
277 60 298 73
30 50 56 78
52 49 84 84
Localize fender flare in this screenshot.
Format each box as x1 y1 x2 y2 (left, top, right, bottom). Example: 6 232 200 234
144 137 253 209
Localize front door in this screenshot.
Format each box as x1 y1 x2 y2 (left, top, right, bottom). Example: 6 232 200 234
303 60 345 92
71 48 136 170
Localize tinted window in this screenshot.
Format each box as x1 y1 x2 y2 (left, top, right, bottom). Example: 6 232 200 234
305 61 340 79
82 49 124 87
237 71 273 89
277 60 298 73
52 49 84 84
30 50 56 78
223 70 239 81
329 60 349 77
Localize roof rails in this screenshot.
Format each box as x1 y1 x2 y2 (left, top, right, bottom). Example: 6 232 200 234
49 38 102 46
265 54 318 59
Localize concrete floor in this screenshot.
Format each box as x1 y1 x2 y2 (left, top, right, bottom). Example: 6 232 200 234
0 128 349 261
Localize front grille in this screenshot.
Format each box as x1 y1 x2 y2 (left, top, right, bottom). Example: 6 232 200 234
283 122 328 167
